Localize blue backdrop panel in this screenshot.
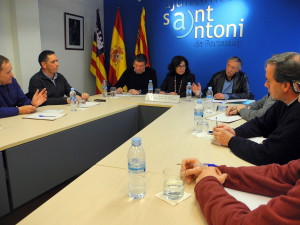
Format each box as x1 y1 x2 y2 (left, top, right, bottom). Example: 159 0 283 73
104 0 300 100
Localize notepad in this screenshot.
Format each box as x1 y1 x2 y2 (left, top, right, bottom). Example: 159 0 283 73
206 113 242 123
225 188 272 210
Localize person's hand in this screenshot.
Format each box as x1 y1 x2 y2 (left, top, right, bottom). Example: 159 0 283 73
18 105 36 114
160 91 166 94
214 93 225 99
116 87 123 94
81 93 89 100
196 167 228 185
181 158 204 184
213 124 236 135
192 82 201 94
169 92 177 95
213 125 235 146
128 89 140 95
226 105 246 116
31 88 47 107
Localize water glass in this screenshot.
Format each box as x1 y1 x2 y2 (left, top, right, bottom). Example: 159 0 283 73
110 87 116 98
163 167 185 200
155 88 161 94
78 99 87 108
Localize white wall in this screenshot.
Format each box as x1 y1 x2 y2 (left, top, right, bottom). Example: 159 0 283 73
39 0 104 94
0 0 103 95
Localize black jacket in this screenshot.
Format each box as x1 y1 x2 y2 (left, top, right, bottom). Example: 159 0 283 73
202 70 253 99
27 69 81 105
160 72 196 97
115 67 157 94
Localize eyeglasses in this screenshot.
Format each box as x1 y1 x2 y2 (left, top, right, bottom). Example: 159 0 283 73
177 65 186 69
292 80 300 93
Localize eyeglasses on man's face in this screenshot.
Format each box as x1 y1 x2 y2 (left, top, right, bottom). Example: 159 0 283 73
292 80 300 93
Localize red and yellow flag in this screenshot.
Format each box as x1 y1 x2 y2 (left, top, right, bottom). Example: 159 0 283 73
135 7 150 67
109 8 127 86
90 9 107 94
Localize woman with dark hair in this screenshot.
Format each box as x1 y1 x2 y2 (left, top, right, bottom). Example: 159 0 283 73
160 56 201 97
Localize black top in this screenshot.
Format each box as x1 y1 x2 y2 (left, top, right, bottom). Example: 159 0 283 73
229 99 300 165
27 69 81 105
160 72 196 97
202 70 253 99
115 67 157 94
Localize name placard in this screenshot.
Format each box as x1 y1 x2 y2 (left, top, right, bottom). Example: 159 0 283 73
145 93 180 104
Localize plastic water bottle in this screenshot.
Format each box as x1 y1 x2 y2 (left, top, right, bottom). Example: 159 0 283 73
128 137 146 199
102 80 107 97
186 82 192 102
148 80 153 93
69 88 77 112
205 87 214 114
193 99 204 135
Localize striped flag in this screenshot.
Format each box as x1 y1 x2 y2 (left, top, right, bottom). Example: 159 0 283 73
135 7 150 67
109 8 127 86
90 9 107 94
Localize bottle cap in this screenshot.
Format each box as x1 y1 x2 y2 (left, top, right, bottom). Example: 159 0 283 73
149 80 152 82
132 137 141 146
208 87 212 90
187 82 191 85
197 99 203 104
71 88 75 91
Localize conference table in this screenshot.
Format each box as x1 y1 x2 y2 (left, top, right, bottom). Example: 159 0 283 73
1 95 253 224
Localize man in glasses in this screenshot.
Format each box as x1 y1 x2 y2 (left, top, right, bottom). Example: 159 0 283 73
202 56 253 99
214 52 300 165
115 54 157 95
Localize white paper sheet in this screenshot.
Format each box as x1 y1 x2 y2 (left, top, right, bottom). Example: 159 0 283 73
206 113 242 123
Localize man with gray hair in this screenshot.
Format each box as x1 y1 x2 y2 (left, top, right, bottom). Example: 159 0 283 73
213 52 300 165
202 56 253 99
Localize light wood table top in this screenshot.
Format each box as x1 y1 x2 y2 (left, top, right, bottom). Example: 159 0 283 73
16 96 253 225
97 99 252 173
17 165 208 225
0 99 137 151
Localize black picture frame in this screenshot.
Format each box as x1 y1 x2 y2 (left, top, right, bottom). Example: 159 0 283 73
64 12 84 50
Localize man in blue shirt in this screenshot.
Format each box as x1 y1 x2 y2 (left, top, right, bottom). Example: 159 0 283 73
202 56 253 100
0 55 47 118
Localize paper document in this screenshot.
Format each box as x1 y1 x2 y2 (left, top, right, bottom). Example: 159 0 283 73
206 113 242 123
23 113 66 121
116 93 145 97
81 102 99 107
225 188 272 210
212 99 251 104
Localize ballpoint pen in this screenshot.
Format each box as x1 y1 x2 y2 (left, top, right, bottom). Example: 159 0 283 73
229 106 237 114
176 163 218 167
216 116 218 127
38 115 56 117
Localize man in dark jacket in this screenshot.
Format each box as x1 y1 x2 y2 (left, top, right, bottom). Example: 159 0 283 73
202 56 253 99
27 50 89 105
214 52 300 165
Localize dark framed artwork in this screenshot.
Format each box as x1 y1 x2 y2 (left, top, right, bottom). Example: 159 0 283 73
64 12 84 50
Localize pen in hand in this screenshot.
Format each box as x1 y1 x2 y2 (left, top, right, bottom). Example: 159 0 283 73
216 117 218 127
176 163 218 167
228 106 237 115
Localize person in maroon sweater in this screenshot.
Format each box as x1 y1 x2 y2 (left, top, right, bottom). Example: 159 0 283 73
182 157 300 225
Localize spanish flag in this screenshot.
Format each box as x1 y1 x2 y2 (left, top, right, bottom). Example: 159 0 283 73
109 8 127 86
135 7 150 67
90 9 107 94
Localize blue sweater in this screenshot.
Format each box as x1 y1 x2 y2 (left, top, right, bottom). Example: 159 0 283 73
0 78 31 118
